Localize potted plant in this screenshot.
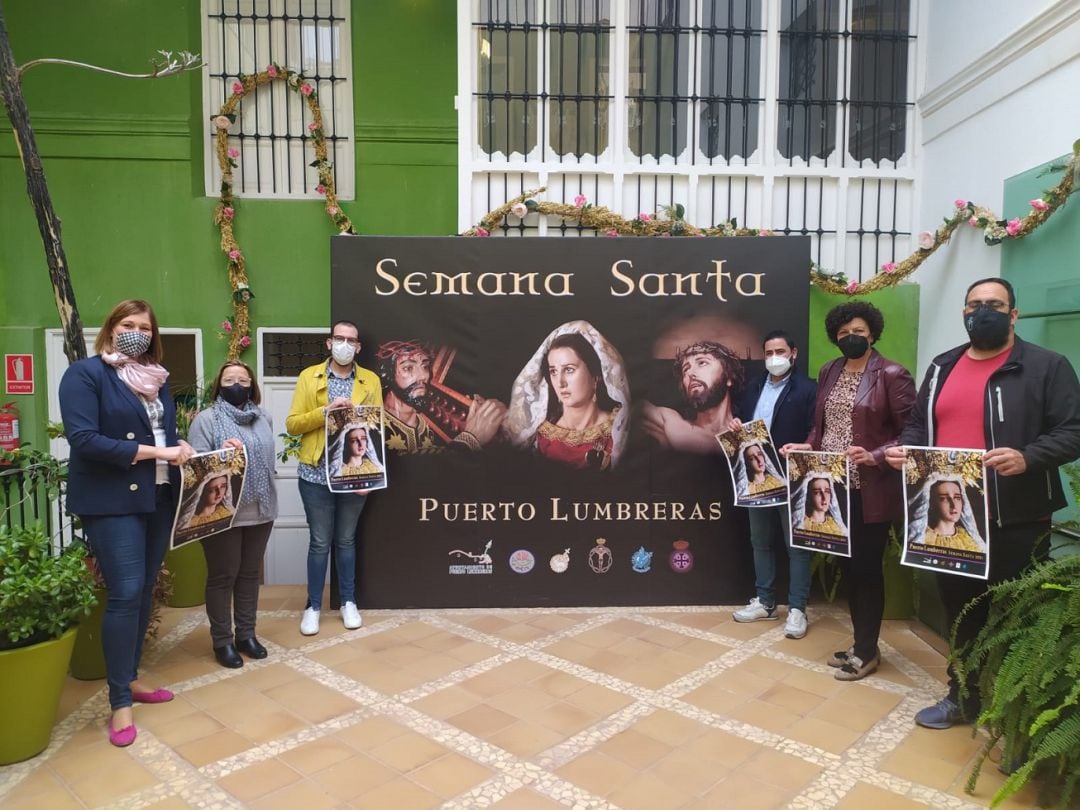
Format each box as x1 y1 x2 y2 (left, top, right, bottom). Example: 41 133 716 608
0 524 97 763
957 552 1080 807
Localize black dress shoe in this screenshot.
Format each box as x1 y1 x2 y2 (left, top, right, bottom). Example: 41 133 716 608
214 643 244 668
235 636 268 659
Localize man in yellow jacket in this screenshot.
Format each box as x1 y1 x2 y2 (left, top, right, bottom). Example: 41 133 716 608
286 320 382 636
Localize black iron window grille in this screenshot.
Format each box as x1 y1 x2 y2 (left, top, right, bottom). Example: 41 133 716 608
203 0 353 198
261 331 331 377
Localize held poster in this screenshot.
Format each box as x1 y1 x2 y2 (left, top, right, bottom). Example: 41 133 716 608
786 450 851 558
332 235 810 608
325 405 388 493
171 448 247 549
715 419 787 507
901 447 989 580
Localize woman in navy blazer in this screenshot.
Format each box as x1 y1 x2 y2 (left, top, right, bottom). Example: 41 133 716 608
59 299 194 747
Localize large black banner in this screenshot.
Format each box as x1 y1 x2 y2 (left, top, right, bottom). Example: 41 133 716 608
332 235 809 608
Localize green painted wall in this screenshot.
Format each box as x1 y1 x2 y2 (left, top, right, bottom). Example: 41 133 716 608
0 0 457 450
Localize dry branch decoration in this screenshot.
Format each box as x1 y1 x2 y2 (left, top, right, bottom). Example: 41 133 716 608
212 64 356 357
464 142 1080 297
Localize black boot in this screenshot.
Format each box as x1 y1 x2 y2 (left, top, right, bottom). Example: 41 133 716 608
235 636 268 659
214 643 244 668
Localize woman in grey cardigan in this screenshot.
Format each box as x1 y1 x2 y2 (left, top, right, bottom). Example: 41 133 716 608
189 360 279 668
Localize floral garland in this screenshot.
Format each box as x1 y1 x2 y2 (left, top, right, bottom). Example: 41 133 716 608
212 64 356 357
464 142 1079 297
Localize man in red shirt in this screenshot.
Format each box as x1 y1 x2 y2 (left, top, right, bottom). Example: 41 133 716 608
886 278 1080 729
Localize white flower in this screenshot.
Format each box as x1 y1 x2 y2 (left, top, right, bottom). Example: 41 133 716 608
917 231 935 250
510 202 528 219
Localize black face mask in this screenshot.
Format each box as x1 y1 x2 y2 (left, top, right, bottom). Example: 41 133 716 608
837 334 869 360
220 383 251 408
965 305 1011 350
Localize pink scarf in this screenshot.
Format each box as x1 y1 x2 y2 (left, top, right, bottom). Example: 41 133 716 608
101 352 170 399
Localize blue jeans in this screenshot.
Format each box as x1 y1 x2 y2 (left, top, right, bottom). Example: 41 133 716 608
297 478 367 609
81 485 174 710
747 504 811 611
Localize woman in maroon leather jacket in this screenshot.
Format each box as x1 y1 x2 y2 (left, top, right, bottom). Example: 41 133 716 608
784 301 915 681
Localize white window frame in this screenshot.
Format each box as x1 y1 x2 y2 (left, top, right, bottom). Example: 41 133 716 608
200 0 355 200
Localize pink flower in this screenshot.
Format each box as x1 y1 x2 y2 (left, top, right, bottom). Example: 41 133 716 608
660 232 671 238
693 232 706 237
222 206 234 219
213 115 232 130
307 121 318 132
758 229 772 237
917 231 935 250
846 281 859 293
475 227 489 237
638 212 652 222
327 206 339 215
1006 217 1023 236
604 229 618 238
1030 198 1049 212
881 261 897 274
510 202 528 219
232 81 244 94
228 250 241 261
227 147 240 159
315 184 326 195
954 199 967 209
573 194 587 208
239 336 252 348
221 320 232 332
300 83 314 96
969 216 980 227
266 65 278 78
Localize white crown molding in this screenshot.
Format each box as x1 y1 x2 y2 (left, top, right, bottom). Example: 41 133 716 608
918 0 1080 143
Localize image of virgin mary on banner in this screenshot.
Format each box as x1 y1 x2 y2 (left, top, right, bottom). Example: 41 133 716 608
325 405 388 493
171 448 247 548
715 419 786 506
902 447 988 580
786 450 850 557
504 320 631 471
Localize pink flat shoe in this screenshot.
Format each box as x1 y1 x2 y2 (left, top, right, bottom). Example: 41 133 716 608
108 723 137 747
132 688 174 704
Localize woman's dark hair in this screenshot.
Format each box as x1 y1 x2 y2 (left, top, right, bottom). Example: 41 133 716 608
544 332 620 422
342 426 368 463
824 301 885 345
209 360 262 405
805 476 831 517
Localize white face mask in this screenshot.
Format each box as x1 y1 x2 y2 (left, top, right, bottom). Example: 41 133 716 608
331 341 356 365
765 355 792 377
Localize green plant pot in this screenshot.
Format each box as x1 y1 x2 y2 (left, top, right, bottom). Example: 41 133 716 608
0 627 78 764
69 588 108 680
164 543 207 608
883 552 915 619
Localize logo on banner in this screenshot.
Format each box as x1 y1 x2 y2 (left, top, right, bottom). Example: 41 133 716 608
508 549 535 574
549 548 570 573
631 546 653 573
449 540 493 575
669 539 694 573
4 355 33 395
588 537 613 573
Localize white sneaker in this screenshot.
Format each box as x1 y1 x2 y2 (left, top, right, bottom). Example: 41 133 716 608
300 608 320 636
733 597 779 623
341 601 362 630
784 608 808 639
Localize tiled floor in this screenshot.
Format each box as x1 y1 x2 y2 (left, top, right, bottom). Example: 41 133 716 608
0 587 1043 809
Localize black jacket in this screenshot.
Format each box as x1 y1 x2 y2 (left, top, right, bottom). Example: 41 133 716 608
738 370 817 448
899 337 1080 526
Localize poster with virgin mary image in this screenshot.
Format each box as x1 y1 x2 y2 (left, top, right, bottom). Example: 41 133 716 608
171 447 247 548
786 450 851 557
902 447 989 580
715 419 786 506
326 405 388 493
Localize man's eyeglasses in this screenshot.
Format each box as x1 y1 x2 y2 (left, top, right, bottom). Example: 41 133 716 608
331 336 360 347
963 299 1010 313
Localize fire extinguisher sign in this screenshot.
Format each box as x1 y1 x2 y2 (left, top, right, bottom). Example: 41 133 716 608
5 354 34 395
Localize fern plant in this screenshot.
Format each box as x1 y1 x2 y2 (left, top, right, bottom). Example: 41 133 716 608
954 553 1080 808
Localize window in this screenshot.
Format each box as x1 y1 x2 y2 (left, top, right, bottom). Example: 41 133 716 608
201 0 354 199
460 0 917 279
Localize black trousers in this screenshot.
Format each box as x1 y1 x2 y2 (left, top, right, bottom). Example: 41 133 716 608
938 518 1048 715
839 494 891 662
200 521 273 648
